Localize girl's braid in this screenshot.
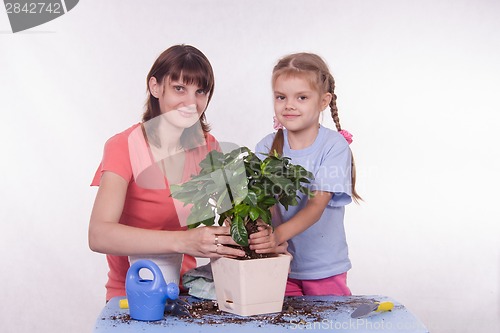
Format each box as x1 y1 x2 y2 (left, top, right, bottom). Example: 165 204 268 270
326 72 362 202
327 73 342 132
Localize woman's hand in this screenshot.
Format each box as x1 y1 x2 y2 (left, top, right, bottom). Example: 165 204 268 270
178 226 246 259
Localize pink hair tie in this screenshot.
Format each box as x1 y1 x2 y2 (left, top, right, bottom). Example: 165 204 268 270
339 129 353 144
273 116 284 131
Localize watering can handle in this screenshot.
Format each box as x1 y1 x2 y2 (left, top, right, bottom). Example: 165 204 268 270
127 259 166 292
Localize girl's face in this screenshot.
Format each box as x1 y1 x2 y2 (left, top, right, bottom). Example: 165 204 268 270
273 75 331 133
149 76 209 129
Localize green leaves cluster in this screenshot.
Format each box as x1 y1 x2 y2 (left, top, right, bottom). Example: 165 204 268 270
170 147 314 246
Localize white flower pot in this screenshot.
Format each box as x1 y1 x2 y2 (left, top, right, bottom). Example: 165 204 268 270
210 254 291 316
129 254 183 285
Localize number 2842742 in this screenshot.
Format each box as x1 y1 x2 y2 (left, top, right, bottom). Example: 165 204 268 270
5 2 62 14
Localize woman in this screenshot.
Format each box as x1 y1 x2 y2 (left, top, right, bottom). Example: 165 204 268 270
89 45 245 301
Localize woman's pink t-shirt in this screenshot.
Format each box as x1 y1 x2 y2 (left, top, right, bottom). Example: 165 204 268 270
91 123 220 300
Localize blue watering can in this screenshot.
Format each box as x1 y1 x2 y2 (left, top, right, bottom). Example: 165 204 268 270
125 259 180 321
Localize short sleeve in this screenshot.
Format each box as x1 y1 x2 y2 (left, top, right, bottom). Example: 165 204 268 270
312 139 352 207
255 133 275 161
91 132 133 186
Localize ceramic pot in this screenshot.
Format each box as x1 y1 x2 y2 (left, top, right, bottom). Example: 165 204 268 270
211 254 291 316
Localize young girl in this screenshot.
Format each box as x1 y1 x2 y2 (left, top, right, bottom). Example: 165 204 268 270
250 52 361 296
89 45 245 301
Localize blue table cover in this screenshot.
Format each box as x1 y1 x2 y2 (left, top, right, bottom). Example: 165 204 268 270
94 295 429 332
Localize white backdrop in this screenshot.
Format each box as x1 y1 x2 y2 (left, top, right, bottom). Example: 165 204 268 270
1 1 499 332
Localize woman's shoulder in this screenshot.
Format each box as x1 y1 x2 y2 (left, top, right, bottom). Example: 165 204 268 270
202 132 221 152
204 132 218 144
105 123 142 147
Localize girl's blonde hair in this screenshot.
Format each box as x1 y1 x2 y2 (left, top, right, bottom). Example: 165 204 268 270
269 53 362 202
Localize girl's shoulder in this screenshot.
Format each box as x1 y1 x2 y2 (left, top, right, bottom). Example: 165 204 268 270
260 131 276 141
255 132 276 158
319 125 349 149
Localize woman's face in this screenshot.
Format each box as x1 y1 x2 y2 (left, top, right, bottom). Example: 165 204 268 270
150 76 210 129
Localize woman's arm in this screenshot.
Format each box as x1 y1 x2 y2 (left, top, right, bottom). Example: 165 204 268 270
88 171 245 258
249 191 332 253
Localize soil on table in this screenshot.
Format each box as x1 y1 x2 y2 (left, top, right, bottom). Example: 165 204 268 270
106 297 384 327
183 298 329 325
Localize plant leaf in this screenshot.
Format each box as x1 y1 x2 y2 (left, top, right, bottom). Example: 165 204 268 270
243 191 258 206
257 207 272 224
249 207 260 221
230 215 248 246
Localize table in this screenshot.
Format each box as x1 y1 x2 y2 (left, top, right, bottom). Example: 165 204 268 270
93 295 429 332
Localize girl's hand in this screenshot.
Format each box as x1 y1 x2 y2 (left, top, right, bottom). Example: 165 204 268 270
180 226 246 259
248 222 288 254
275 241 291 256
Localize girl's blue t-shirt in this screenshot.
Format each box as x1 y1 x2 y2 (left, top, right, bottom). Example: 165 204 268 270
255 125 352 280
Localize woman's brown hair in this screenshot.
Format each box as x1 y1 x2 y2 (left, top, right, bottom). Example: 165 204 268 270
269 53 362 202
142 44 215 148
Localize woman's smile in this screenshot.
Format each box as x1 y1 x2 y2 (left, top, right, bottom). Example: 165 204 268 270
176 105 198 118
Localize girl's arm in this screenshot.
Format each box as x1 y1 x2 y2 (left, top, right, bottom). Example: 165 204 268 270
88 171 245 258
249 191 332 253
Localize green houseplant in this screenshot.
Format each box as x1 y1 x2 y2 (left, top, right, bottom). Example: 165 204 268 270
171 146 314 316
170 146 314 258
